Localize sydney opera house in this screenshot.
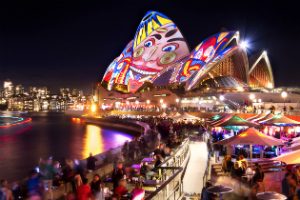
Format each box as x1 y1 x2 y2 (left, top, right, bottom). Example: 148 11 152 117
96 11 274 105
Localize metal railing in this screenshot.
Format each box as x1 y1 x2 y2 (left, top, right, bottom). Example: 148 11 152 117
145 138 191 200
145 167 184 200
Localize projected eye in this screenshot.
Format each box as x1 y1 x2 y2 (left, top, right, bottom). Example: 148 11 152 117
162 44 178 52
160 52 176 65
144 39 155 47
133 47 144 58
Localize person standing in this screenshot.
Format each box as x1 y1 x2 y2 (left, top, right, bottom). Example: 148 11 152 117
111 162 125 189
0 180 13 200
90 174 101 195
77 178 91 200
86 153 98 172
39 158 55 200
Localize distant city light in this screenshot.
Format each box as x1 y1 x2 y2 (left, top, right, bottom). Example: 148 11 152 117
239 40 249 50
219 95 225 101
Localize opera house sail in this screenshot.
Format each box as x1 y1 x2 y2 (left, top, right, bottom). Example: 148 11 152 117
101 11 274 94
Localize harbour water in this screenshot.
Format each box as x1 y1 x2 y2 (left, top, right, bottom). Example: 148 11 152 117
0 112 133 181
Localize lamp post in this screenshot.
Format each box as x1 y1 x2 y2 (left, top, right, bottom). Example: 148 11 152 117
175 98 180 111
249 94 256 113
281 91 288 113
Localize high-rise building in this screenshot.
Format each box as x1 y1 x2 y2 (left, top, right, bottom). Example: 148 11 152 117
15 85 24 95
3 80 14 98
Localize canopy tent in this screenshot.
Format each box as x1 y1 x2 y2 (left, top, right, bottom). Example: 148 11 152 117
169 112 181 118
247 112 267 122
213 115 258 128
215 127 283 146
208 114 232 126
206 113 229 123
272 149 300 165
260 114 300 126
159 112 167 118
215 127 283 159
174 112 200 121
253 113 274 123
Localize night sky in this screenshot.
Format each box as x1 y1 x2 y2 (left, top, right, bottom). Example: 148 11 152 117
1 0 299 93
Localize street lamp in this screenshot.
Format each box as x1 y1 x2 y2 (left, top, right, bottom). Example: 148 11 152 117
219 95 225 101
159 99 164 104
249 94 256 101
281 91 288 112
175 98 180 103
239 40 249 50
146 99 150 104
91 103 97 113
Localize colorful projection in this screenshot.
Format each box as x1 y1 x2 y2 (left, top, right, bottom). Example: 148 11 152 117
176 31 238 83
101 11 272 93
101 11 190 93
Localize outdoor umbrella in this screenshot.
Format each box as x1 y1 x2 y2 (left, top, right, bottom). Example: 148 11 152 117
169 112 181 118
215 128 283 159
213 115 258 127
208 114 232 126
215 128 283 146
247 113 266 122
174 112 200 121
260 114 300 126
253 113 275 123
159 112 167 118
207 113 229 123
272 149 300 165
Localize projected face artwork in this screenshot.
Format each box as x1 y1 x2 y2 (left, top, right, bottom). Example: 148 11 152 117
101 12 245 93
131 24 189 83
101 11 274 93
102 41 133 91
176 32 236 83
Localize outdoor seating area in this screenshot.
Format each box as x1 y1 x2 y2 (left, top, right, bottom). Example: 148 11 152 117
203 112 300 199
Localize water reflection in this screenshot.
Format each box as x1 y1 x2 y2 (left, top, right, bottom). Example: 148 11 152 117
0 113 133 181
83 125 104 158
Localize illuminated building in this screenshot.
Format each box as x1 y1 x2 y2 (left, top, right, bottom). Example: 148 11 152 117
0 80 87 112
3 80 14 98
100 11 274 94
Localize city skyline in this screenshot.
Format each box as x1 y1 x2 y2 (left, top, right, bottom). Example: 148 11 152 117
1 0 300 91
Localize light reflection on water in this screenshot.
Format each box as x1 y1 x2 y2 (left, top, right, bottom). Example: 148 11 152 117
83 125 104 158
82 124 132 158
0 114 133 181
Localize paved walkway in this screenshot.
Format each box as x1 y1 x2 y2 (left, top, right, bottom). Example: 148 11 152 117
183 141 208 198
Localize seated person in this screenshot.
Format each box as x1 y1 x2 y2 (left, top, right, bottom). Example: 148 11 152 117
140 162 148 178
114 179 128 198
251 163 265 194
146 154 163 180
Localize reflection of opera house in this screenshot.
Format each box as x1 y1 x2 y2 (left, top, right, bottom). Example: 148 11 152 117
96 11 275 106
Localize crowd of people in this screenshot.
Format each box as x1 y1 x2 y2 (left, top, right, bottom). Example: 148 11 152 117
0 115 202 200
